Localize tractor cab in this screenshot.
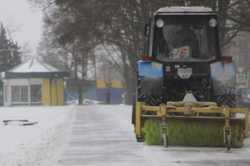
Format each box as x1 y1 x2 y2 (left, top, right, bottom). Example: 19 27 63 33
145 7 220 62
138 7 235 106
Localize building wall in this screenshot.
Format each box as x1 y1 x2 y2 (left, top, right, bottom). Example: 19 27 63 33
42 79 64 105
64 79 97 103
3 78 43 106
96 79 125 104
42 79 50 105
3 78 65 106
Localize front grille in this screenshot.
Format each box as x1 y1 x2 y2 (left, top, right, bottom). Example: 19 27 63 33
164 76 212 102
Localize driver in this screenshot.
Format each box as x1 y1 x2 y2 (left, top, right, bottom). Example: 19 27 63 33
163 25 199 59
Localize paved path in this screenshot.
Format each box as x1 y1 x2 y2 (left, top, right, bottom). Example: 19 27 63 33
55 105 250 166
56 105 156 166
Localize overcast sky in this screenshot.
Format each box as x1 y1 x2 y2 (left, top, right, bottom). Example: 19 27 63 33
0 0 43 55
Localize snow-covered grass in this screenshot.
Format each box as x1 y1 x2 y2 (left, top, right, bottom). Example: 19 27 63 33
0 106 75 166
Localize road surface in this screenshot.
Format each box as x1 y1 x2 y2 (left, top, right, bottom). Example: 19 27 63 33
55 105 250 166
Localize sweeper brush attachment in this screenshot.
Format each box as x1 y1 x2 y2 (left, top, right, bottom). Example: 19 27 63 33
135 102 249 150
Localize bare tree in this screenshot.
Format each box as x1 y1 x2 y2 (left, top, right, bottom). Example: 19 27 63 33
30 0 250 104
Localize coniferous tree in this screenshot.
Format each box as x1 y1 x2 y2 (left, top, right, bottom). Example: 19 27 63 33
0 23 21 71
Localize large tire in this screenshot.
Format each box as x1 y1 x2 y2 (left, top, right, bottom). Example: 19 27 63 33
136 136 144 142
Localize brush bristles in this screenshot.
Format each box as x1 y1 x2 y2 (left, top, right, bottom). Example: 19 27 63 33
144 119 244 147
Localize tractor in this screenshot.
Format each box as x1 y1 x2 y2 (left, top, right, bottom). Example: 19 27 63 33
132 7 249 150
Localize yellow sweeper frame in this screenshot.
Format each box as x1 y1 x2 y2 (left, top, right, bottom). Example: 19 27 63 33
135 101 250 150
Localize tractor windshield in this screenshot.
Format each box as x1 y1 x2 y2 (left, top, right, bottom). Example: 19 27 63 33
152 15 219 62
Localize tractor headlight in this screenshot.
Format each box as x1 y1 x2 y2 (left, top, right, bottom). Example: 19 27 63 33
209 18 217 27
156 18 164 28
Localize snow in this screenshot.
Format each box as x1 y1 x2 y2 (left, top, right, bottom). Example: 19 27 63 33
10 58 60 73
157 6 212 13
57 105 250 166
66 98 104 105
0 105 249 166
82 98 103 105
0 106 74 166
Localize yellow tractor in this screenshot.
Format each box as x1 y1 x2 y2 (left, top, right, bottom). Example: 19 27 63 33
132 7 249 150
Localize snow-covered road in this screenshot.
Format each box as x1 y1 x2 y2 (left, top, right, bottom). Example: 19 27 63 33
0 106 75 166
57 105 154 166
0 105 249 166
57 105 250 166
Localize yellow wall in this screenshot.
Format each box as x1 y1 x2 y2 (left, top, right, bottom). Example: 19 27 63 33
51 80 57 105
111 80 123 88
42 79 64 106
42 79 50 105
96 79 124 89
96 80 106 88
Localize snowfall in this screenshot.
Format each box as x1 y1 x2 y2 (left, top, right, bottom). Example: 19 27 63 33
0 104 249 166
